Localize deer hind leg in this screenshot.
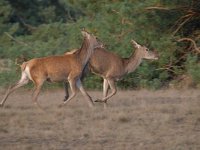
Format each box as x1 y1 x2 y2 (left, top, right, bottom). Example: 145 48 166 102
63 81 69 101
32 78 45 110
76 79 94 108
0 72 29 107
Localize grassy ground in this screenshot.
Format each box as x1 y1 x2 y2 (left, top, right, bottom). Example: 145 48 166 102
0 88 200 150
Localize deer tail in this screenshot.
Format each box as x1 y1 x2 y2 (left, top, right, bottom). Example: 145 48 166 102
20 62 27 71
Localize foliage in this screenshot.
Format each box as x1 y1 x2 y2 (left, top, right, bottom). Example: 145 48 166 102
0 0 200 89
186 55 200 84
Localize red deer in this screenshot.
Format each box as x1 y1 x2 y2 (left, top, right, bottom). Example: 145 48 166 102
64 40 158 107
0 30 102 108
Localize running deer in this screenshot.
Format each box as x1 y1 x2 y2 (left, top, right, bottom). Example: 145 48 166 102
64 40 158 107
0 30 102 108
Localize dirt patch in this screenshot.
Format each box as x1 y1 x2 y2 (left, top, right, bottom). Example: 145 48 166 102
0 89 200 150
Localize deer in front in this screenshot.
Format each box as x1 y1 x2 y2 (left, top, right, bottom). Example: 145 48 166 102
0 30 102 108
64 40 159 107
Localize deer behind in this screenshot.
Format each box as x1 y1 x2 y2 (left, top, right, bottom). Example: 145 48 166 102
64 40 158 107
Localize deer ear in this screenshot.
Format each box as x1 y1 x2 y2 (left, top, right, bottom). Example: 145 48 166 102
94 43 104 49
81 27 86 31
131 40 141 49
81 30 90 39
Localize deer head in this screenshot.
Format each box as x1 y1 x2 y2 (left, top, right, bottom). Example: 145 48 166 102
131 40 159 60
81 30 103 49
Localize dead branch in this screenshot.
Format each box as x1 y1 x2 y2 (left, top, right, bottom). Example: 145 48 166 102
115 29 133 40
145 6 189 11
155 67 177 74
111 9 120 14
4 32 29 46
19 17 37 31
145 6 170 10
172 15 193 35
177 38 200 53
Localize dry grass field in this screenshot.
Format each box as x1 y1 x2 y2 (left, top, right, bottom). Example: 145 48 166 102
0 88 200 150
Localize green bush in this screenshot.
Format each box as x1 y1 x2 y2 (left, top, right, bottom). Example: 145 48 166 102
186 55 200 85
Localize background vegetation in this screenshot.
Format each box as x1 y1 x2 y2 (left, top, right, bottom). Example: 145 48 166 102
0 0 200 89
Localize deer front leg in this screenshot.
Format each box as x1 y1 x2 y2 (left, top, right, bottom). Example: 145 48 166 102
94 78 109 103
95 79 116 104
104 79 117 101
103 78 109 98
103 79 109 108
61 78 77 106
63 81 69 101
76 79 94 108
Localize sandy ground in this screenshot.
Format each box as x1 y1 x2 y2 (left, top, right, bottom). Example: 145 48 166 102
0 88 200 150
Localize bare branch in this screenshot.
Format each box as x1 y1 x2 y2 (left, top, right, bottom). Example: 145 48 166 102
19 17 37 31
4 32 29 46
155 67 177 74
111 9 120 14
177 38 200 53
145 6 170 10
145 6 189 11
172 15 193 35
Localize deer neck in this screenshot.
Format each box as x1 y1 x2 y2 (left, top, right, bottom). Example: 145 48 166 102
76 38 94 70
124 49 143 74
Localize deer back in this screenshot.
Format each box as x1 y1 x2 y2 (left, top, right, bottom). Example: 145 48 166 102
89 48 125 77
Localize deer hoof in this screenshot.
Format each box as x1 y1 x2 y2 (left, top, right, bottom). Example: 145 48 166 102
0 103 4 107
63 96 69 102
94 99 104 103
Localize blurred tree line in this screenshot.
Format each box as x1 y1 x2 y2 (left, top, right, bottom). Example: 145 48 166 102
0 0 200 89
